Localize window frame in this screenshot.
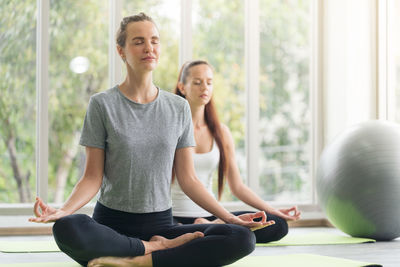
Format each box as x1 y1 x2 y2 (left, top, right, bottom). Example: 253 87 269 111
1 0 327 217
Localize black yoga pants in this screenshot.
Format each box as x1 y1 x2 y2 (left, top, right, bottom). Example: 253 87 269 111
174 211 289 243
52 202 256 267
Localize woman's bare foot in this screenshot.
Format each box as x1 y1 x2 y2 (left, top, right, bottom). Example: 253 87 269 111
88 232 203 267
193 218 212 224
194 218 224 224
145 231 204 253
88 254 151 267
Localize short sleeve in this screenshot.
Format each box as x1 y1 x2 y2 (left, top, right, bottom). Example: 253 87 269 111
79 97 106 149
176 101 196 149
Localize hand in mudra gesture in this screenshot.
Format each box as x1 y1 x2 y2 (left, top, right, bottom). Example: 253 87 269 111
28 197 68 223
229 211 275 231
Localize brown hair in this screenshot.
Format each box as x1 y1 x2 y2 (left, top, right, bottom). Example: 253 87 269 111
174 60 228 200
116 12 156 48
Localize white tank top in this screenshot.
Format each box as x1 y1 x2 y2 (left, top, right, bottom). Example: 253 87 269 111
171 139 220 217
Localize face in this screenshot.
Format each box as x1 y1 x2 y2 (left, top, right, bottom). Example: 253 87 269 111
118 20 160 72
180 64 213 106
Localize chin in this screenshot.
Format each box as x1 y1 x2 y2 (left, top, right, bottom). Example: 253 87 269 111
145 63 157 70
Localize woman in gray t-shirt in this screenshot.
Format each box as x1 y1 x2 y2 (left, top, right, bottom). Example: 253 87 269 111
29 12 271 267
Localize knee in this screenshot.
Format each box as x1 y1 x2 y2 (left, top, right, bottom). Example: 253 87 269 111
53 214 92 249
203 224 255 256
229 225 256 257
53 214 90 236
273 216 289 241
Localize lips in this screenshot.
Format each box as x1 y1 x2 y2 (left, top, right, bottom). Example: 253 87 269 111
142 56 155 61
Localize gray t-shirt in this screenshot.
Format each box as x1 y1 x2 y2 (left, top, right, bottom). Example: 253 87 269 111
79 86 195 213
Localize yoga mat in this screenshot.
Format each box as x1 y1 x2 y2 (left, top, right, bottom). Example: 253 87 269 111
0 240 60 253
256 232 376 247
227 254 382 267
0 254 382 267
0 232 374 252
0 263 79 267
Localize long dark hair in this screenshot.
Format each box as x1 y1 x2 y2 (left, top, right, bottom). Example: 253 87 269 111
174 60 228 200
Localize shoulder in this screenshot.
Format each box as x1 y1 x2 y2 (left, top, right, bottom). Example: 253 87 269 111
159 90 191 117
220 123 235 149
159 89 188 108
88 87 119 109
90 86 118 102
220 123 232 139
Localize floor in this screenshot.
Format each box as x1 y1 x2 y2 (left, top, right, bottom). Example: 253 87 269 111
1 227 399 266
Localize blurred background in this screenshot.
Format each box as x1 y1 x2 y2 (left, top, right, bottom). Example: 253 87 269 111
1 0 399 216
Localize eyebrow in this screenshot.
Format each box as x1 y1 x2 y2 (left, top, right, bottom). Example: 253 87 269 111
131 36 159 41
193 77 213 80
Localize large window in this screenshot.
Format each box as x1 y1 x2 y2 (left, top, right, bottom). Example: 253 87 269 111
1 0 317 208
0 1 37 203
192 0 246 201
48 0 109 203
259 0 311 202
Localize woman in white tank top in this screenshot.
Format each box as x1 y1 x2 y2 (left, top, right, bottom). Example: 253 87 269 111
172 60 301 243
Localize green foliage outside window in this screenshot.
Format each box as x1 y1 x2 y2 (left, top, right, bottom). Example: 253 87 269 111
0 0 37 203
0 0 311 204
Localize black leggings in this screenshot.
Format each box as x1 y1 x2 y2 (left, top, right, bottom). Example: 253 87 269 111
52 202 255 267
174 211 288 243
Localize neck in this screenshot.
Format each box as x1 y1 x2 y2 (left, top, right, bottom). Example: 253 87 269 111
190 104 207 129
120 69 157 103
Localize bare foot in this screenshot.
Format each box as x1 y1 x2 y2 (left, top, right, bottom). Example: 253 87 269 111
88 254 151 267
146 231 204 253
193 218 212 224
194 218 225 224
88 232 203 267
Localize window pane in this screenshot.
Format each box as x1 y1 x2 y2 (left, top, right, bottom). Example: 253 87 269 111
123 0 180 92
0 1 37 203
259 0 311 202
48 0 109 203
192 0 245 201
388 0 400 122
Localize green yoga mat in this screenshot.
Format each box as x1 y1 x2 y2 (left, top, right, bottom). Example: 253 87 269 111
0 240 60 253
256 232 376 247
0 254 382 267
0 263 79 267
227 253 382 267
0 232 375 253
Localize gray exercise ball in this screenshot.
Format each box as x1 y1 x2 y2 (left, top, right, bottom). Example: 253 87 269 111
317 120 400 241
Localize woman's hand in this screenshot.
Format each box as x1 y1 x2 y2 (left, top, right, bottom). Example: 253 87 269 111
272 206 301 221
225 211 275 230
28 197 68 223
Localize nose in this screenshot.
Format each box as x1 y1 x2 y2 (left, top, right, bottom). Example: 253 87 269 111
200 82 208 92
144 41 152 53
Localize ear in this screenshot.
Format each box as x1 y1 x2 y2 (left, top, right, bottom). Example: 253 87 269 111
116 45 125 61
177 82 186 96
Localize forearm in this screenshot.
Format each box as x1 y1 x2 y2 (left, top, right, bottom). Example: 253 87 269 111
60 176 102 214
234 184 275 213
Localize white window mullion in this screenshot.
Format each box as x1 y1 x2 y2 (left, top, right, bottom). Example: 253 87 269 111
245 0 260 192
180 0 192 66
36 0 49 202
385 0 396 121
376 0 399 122
109 0 123 87
310 0 324 205
377 0 388 120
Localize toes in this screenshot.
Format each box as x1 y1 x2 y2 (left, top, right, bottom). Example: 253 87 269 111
194 231 204 238
182 231 204 242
